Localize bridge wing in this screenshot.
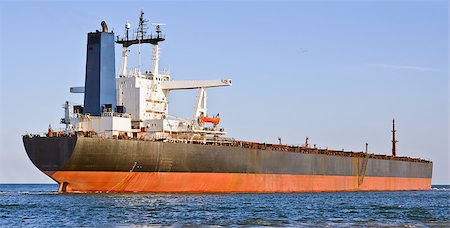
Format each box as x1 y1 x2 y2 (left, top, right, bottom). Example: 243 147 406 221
70 86 85 93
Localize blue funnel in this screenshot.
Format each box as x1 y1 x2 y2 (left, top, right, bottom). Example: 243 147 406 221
83 26 116 116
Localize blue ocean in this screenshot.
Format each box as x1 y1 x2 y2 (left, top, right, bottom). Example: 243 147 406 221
0 184 448 227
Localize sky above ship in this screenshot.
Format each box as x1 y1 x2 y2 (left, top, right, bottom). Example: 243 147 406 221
0 1 448 184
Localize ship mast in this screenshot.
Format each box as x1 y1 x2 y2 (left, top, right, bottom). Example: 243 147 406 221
118 22 131 77
136 10 147 74
116 10 165 76
392 119 397 157
151 23 164 78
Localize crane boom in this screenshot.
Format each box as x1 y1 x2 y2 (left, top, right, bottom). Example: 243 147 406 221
161 79 231 90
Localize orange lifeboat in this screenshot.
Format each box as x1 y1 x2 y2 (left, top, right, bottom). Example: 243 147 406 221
200 116 221 125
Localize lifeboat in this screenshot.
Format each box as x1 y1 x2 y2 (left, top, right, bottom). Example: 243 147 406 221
200 116 221 125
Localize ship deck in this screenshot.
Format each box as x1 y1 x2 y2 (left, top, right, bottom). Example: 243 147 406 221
26 132 432 164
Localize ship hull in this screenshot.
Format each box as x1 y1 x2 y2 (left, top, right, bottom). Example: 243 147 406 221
24 135 433 193
50 171 431 193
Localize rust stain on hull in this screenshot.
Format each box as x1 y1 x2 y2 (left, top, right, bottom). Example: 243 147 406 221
51 171 432 193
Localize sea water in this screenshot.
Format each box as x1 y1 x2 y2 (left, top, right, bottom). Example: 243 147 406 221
0 184 448 227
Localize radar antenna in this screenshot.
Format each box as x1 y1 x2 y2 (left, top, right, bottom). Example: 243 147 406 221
151 23 166 38
125 21 131 40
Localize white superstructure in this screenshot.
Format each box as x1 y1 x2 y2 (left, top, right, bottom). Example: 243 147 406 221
64 11 231 140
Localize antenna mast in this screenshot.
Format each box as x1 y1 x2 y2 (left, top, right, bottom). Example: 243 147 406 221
137 10 148 73
150 23 165 77
115 11 166 77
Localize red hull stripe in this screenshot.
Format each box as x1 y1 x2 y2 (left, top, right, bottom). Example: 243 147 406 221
49 171 432 193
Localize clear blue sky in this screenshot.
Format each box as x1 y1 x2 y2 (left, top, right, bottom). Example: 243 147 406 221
0 1 448 184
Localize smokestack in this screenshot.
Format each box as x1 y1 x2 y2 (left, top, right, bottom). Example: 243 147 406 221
101 21 108 32
83 22 116 116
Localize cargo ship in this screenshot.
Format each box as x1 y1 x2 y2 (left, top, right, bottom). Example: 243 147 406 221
23 11 432 193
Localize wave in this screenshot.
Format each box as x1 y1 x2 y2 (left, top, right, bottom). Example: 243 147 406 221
432 188 450 191
0 191 59 195
431 185 450 191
